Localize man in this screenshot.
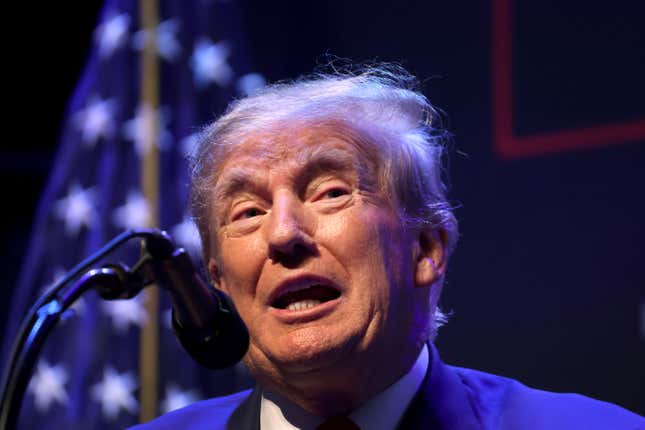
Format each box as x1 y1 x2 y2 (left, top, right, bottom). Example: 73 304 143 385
134 66 643 429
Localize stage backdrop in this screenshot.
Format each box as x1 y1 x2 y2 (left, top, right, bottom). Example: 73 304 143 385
1 0 643 425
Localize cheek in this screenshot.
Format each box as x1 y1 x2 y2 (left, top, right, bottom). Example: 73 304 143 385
320 204 387 255
326 204 408 295
356 209 414 296
217 232 266 295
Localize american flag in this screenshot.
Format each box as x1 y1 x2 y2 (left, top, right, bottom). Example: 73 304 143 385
2 0 262 427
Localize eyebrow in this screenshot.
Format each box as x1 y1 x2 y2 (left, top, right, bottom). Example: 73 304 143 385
212 146 359 205
212 167 264 209
294 146 359 185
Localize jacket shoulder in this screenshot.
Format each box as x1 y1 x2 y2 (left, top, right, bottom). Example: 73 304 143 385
450 366 644 430
129 389 253 430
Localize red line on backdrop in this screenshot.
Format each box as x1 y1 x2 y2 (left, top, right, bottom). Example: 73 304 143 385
491 0 645 159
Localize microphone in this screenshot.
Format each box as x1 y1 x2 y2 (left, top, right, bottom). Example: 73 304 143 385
143 233 249 369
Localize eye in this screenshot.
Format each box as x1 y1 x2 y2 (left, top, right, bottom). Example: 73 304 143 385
322 188 349 199
232 207 264 221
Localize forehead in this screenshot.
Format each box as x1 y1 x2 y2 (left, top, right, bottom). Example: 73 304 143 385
215 123 371 182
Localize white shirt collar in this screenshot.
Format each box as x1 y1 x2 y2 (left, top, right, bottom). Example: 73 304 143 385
260 344 429 430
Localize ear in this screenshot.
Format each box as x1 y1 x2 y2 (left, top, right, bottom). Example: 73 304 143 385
207 257 228 294
414 228 447 288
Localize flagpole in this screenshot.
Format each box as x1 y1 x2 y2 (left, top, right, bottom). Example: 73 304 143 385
138 0 160 422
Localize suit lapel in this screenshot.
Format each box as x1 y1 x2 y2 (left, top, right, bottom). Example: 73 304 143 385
227 386 262 430
398 344 482 430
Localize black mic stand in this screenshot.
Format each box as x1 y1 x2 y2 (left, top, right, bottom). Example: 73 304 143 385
0 229 182 430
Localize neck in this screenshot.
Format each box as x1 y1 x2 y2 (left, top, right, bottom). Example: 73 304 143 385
254 343 423 416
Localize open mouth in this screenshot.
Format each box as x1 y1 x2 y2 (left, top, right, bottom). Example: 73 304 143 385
271 284 341 311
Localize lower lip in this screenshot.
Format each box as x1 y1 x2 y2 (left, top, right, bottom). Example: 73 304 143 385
269 297 342 323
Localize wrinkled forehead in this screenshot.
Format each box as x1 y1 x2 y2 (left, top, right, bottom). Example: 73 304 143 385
212 121 381 186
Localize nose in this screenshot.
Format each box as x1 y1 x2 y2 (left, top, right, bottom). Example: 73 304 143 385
266 193 316 266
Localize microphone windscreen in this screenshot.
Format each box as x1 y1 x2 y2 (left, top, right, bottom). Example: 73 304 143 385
171 289 249 369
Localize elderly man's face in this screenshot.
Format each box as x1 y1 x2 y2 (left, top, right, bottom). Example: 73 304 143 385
207 126 442 391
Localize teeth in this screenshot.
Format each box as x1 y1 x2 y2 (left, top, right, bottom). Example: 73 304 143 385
286 300 322 311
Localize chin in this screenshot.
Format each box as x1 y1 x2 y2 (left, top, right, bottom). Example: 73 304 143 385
253 327 362 376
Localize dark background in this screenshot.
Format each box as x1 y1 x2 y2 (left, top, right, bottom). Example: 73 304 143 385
2 0 643 415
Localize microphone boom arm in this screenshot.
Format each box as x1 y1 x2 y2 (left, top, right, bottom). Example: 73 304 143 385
0 266 132 430
0 229 249 430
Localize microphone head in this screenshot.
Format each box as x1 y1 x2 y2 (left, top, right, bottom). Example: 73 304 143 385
143 230 176 259
171 289 249 369
143 231 249 369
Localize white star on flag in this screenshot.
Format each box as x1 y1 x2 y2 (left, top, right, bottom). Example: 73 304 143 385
54 184 96 236
180 132 200 158
190 38 234 88
122 104 173 157
171 218 202 257
94 13 131 58
101 296 148 332
27 360 69 412
91 367 138 419
237 72 266 96
112 191 151 229
132 18 182 62
73 96 117 146
161 384 201 414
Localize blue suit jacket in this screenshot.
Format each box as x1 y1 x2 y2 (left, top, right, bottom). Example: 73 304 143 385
131 344 644 429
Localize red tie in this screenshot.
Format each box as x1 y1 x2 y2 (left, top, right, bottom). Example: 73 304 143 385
316 416 361 430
